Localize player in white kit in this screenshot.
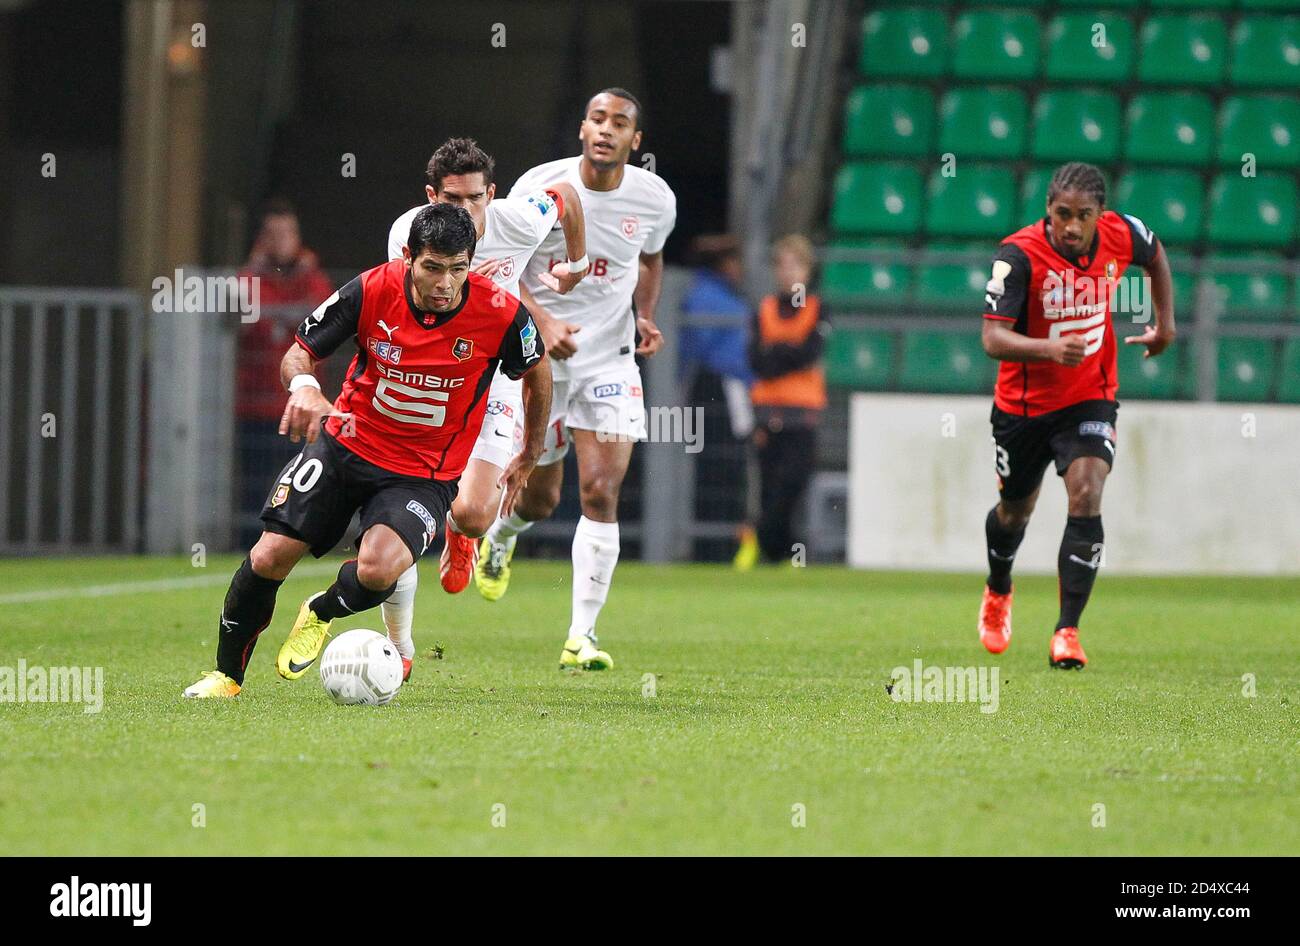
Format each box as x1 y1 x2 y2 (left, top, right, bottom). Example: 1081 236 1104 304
379 138 589 672
475 89 677 671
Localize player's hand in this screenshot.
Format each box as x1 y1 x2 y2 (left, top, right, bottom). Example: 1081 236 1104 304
472 257 502 279
538 258 590 295
537 310 581 360
1047 335 1087 367
635 316 664 357
1125 325 1175 359
279 387 349 444
498 449 540 518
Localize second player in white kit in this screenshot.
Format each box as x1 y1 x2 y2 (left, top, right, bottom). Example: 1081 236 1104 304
476 88 677 671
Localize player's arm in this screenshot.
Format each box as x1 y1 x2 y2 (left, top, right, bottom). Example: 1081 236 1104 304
980 245 1084 367
632 250 665 357
1123 220 1176 359
537 183 589 294
497 306 551 515
279 278 361 443
520 281 581 361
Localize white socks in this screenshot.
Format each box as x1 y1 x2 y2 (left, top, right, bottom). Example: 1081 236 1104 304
487 511 533 545
381 563 418 660
569 515 620 641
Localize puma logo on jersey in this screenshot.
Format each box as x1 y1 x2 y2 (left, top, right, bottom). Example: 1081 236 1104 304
377 319 398 341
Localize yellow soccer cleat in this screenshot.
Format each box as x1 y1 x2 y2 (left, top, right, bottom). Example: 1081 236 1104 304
559 636 613 671
183 670 241 699
733 526 759 572
276 592 333 680
475 535 516 602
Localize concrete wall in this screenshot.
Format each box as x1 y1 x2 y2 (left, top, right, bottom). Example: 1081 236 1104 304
848 394 1300 575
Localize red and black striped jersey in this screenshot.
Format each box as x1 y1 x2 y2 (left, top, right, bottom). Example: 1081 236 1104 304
982 210 1160 416
294 260 543 479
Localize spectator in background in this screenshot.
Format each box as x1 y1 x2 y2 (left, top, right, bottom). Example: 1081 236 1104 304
680 235 755 555
235 199 335 546
739 234 830 566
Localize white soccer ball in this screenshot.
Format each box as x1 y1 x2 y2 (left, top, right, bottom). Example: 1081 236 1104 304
319 629 404 706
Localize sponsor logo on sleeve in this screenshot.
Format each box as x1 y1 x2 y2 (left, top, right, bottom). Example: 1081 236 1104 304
527 194 556 217
520 319 538 359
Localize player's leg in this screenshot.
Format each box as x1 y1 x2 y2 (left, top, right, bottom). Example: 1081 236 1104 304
476 418 569 601
1047 404 1117 669
183 530 309 698
980 409 1051 654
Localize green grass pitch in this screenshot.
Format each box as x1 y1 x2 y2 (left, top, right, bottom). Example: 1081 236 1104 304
0 555 1295 855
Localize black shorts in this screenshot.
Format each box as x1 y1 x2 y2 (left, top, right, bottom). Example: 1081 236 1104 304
990 399 1118 502
260 429 458 561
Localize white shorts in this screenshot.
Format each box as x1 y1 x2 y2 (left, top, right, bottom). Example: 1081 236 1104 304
539 363 647 466
467 390 525 470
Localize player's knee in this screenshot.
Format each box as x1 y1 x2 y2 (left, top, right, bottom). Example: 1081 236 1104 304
355 550 404 591
579 476 619 519
520 480 562 520
996 502 1034 532
249 535 296 580
452 502 494 538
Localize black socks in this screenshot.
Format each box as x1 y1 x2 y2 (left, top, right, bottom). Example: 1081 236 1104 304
215 557 284 684
1057 515 1104 630
985 506 1027 595
309 559 397 622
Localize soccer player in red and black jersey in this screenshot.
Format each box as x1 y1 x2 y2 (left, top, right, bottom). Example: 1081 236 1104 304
978 162 1175 669
183 204 551 698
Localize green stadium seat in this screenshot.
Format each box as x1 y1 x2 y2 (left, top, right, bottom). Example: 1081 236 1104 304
1045 13 1135 83
925 165 1016 239
1150 0 1234 9
898 331 994 394
1277 339 1300 403
1018 165 1055 227
1031 90 1122 163
914 241 989 314
842 84 935 158
1138 15 1228 86
830 161 923 236
825 328 897 389
964 0 1047 6
1217 96 1300 169
1125 92 1214 165
1197 252 1292 322
822 239 913 306
1206 172 1297 248
951 11 1041 81
938 88 1029 160
1170 265 1198 317
1239 0 1299 9
859 8 948 78
1119 341 1185 400
1230 16 1300 87
1114 170 1205 246
1216 338 1277 401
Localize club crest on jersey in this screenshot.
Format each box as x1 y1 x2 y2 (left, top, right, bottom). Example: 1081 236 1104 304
368 337 403 364
1105 259 1118 280
271 484 289 508
498 257 515 280
620 215 640 239
452 337 474 362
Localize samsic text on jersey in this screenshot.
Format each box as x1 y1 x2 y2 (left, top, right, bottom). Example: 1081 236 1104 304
294 261 544 479
982 210 1160 416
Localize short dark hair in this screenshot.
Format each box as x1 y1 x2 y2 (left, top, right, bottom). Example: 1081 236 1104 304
1047 162 1107 208
407 203 476 262
587 87 643 131
425 138 495 191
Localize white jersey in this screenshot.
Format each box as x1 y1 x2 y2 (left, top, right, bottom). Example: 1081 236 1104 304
388 191 560 395
509 156 676 380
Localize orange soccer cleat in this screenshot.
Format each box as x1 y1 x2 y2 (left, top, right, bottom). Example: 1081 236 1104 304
1049 627 1088 670
401 656 413 683
978 586 1013 654
439 520 478 593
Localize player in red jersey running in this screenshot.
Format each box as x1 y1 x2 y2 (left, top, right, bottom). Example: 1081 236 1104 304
183 204 551 698
978 162 1175 669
